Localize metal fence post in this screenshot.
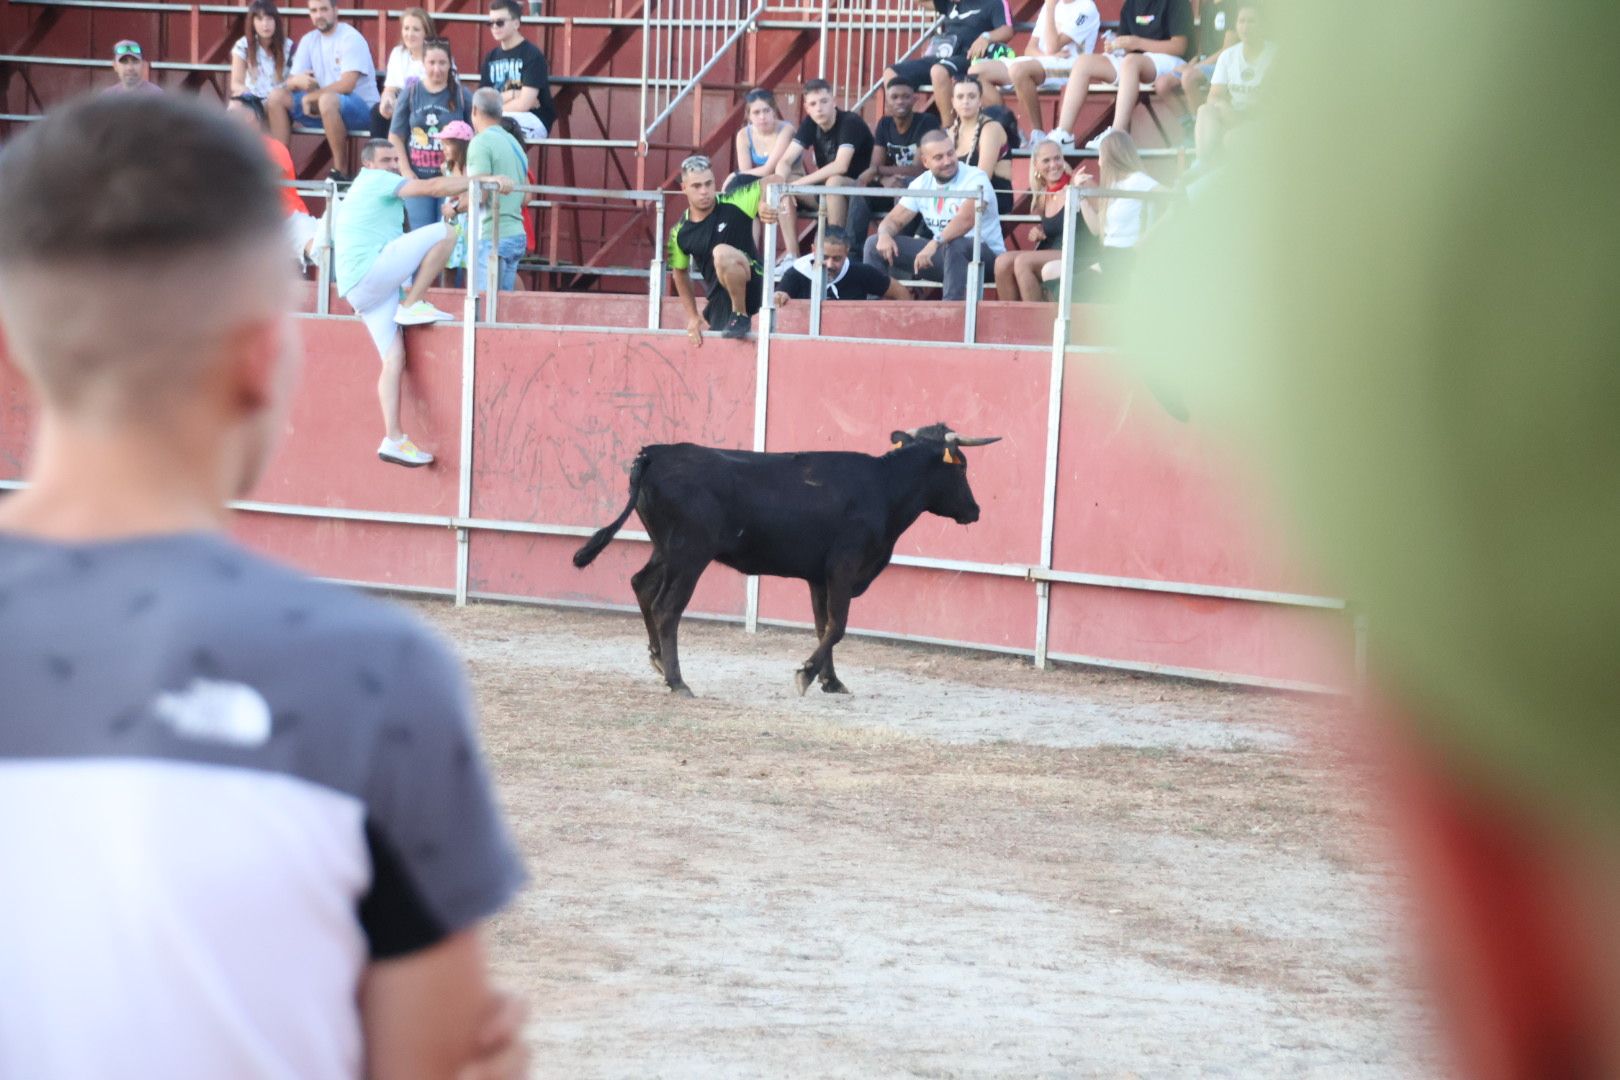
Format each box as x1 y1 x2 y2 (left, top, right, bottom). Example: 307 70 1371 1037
747 186 780 634
316 177 338 316
964 195 982 344
455 180 485 608
1033 185 1079 669
809 194 826 337
482 182 501 324
648 197 666 330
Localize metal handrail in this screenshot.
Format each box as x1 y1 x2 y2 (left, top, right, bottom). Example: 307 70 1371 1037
640 0 766 142
770 180 990 343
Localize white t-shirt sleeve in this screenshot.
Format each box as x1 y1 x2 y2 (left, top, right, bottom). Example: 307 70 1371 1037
290 32 314 76
1211 45 1241 87
335 27 375 76
383 46 410 89
231 36 248 62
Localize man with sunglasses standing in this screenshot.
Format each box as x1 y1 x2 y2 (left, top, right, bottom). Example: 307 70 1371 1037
479 0 556 142
104 40 162 94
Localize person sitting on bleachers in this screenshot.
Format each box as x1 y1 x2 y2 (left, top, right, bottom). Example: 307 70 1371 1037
849 81 942 244
946 77 1019 214
388 39 469 230
1194 2 1271 163
726 88 798 193
1152 0 1235 144
269 0 379 181
774 225 912 306
968 0 1099 141
993 138 1081 300
105 40 161 95
1045 0 1192 149
377 7 436 134
863 128 1005 302
1059 128 1159 296
667 156 783 344
480 0 557 142
883 0 1015 129
228 2 289 141
724 87 802 261
783 80 874 231
227 94 319 269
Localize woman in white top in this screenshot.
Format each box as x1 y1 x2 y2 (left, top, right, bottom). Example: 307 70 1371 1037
227 0 291 144
378 7 436 125
1052 128 1159 296
969 0 1100 142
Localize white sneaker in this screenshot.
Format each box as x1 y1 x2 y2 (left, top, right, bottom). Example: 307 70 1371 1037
1084 125 1115 150
378 435 434 468
394 301 454 326
1028 128 1048 144
774 253 795 275
1047 128 1075 145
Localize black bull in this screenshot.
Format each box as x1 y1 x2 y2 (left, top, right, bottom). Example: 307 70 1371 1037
572 423 1001 696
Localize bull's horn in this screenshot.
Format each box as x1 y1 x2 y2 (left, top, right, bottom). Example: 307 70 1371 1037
945 433 1002 447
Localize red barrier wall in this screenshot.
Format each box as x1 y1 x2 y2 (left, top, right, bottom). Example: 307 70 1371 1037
0 310 1351 691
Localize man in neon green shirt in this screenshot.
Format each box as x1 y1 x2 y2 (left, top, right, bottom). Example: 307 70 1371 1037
667 155 781 343
465 88 529 294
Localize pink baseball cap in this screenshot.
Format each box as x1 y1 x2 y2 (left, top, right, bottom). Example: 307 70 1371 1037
438 120 474 141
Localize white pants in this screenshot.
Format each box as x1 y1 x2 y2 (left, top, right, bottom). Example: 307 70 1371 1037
509 112 547 141
341 222 450 358
286 211 318 264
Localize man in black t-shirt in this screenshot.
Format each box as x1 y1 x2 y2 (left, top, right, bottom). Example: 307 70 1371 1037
850 81 941 241
783 79 874 231
479 0 557 141
774 226 911 305
884 0 1015 127
1047 0 1193 148
667 155 781 343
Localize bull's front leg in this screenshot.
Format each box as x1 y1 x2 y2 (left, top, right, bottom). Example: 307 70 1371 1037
806 582 851 694
796 582 851 696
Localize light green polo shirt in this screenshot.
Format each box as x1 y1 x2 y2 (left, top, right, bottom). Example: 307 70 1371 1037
333 168 408 296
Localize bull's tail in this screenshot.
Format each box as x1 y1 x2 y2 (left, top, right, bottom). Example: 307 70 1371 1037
572 452 649 568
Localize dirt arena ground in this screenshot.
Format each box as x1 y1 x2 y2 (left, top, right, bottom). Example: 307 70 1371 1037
410 598 1440 1079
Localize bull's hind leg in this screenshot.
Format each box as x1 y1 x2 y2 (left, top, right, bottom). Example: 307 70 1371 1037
653 564 705 697
630 554 666 676
795 584 851 696
807 583 851 694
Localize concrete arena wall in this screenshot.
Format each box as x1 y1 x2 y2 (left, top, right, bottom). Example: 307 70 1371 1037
0 304 1351 691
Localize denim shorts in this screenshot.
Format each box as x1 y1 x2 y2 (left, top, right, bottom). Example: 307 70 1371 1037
290 89 374 133
473 233 527 293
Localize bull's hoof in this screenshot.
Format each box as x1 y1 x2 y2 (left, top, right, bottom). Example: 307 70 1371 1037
669 684 694 699
794 667 814 696
821 678 851 695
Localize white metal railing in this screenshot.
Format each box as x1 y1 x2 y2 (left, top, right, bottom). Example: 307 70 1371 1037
762 180 989 342
637 0 767 145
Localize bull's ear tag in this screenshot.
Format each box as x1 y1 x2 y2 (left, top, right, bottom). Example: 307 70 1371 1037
943 447 963 465
891 440 905 451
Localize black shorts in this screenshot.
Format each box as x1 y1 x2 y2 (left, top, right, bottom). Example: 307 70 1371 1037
888 55 968 87
702 269 764 329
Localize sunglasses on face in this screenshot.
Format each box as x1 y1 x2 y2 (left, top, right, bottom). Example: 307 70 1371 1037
489 17 511 27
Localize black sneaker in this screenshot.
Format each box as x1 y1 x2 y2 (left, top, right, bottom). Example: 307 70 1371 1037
327 168 351 184
720 313 752 340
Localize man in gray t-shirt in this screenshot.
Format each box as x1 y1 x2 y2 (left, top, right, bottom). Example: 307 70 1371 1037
0 93 528 1080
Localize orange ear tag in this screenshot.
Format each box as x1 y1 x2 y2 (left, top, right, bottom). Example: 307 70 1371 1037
891 440 905 451
943 447 962 465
